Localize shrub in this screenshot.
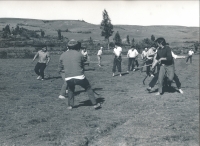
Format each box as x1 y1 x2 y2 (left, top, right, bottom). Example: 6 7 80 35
0 51 7 58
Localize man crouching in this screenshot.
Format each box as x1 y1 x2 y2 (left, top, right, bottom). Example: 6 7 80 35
58 39 101 110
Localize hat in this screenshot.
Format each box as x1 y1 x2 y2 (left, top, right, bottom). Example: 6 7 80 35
68 39 81 50
100 47 103 49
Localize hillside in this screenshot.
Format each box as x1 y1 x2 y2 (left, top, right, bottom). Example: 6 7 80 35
0 18 199 48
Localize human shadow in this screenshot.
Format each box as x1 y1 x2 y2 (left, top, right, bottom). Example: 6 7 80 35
45 76 61 80
148 86 179 94
84 68 95 71
73 97 105 109
121 72 129 76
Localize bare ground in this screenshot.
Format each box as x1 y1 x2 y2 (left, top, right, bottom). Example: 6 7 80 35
0 54 199 146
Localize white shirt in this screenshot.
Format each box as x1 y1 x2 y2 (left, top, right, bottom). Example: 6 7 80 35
113 46 122 57
146 47 155 60
141 50 147 59
127 49 138 58
97 50 102 56
188 50 194 56
81 50 88 57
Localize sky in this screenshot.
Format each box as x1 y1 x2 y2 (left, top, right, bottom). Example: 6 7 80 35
0 1 199 27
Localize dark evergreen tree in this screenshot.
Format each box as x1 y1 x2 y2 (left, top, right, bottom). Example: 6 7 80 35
151 35 155 41
57 29 61 40
100 9 114 49
113 31 121 45
127 35 130 44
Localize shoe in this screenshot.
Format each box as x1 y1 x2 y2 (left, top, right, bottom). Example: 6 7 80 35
66 90 68 94
151 74 154 77
67 106 73 110
155 92 161 96
98 64 101 67
147 87 152 92
179 89 184 94
58 95 65 99
37 76 41 80
41 78 44 81
93 103 101 109
127 71 129 73
120 74 122 77
133 69 136 71
112 73 115 77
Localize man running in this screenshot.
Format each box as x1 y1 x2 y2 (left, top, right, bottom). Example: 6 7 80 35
127 45 139 72
32 46 50 80
58 39 101 110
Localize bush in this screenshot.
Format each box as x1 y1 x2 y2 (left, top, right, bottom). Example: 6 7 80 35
0 51 7 58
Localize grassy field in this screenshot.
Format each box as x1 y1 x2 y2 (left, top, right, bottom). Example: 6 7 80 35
0 53 199 146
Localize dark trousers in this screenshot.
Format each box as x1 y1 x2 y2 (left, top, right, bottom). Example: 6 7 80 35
34 62 46 79
186 55 192 63
146 59 153 76
128 58 135 71
112 56 122 73
149 72 181 89
66 78 96 107
135 59 139 67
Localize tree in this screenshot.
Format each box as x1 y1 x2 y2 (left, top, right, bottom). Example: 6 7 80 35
151 35 155 41
113 31 121 45
131 38 135 46
100 9 114 49
57 29 61 40
41 30 45 38
127 35 130 44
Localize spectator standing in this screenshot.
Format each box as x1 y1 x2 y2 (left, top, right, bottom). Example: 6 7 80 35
127 45 139 72
186 49 194 64
112 42 122 77
97 47 103 67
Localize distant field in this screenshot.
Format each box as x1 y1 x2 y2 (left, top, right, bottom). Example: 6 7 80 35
0 54 199 146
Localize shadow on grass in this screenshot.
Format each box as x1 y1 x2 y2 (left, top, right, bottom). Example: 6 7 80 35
73 97 105 109
149 86 180 94
45 76 61 80
84 68 95 71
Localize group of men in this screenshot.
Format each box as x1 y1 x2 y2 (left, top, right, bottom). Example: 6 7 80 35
32 37 194 109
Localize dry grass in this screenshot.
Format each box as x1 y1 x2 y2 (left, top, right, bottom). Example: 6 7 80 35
0 54 199 146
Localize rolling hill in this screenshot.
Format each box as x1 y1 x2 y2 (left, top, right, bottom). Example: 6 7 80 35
0 18 199 48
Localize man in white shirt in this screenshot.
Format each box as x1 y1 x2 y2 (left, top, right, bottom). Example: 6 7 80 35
140 48 148 72
186 49 194 64
112 42 122 77
146 46 157 76
127 45 139 72
97 47 103 67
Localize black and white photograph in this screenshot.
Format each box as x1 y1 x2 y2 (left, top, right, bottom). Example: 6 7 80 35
0 1 199 145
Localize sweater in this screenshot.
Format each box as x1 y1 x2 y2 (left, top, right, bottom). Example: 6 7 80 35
58 50 84 78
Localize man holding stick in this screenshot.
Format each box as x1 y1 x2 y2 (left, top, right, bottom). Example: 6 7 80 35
151 37 174 95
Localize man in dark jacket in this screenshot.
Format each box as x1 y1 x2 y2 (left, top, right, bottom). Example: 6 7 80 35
151 37 174 95
58 39 101 109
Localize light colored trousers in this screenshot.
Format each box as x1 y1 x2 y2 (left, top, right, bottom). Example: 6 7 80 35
158 64 175 94
60 72 68 96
